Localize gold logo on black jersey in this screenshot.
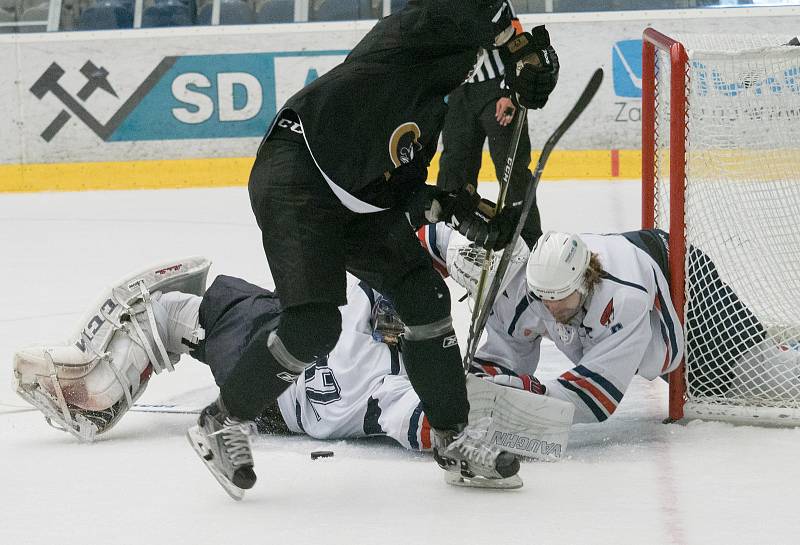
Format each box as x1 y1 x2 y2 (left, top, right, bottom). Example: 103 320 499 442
388 122 422 168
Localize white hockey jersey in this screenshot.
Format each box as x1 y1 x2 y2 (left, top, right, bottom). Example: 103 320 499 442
276 278 433 451
419 224 684 424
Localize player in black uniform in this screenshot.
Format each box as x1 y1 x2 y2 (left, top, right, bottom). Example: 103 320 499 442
188 0 560 496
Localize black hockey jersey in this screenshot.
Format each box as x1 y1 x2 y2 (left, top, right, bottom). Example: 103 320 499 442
264 0 505 213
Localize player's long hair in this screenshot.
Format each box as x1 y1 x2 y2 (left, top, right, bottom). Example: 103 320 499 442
583 253 603 295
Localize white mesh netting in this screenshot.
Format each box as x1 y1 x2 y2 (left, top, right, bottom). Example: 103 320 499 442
651 34 800 421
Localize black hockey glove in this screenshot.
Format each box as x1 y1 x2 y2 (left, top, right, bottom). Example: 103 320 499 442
406 185 481 230
405 185 450 229
500 25 559 110
448 192 520 252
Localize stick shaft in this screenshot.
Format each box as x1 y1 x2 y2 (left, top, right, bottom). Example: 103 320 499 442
463 68 605 370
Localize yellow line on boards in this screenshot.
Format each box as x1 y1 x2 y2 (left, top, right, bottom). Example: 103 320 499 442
0 158 255 193
0 150 642 193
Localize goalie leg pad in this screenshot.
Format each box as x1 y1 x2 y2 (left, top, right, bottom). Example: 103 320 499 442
14 257 211 440
466 374 574 461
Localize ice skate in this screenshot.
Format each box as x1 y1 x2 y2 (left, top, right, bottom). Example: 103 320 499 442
433 417 523 490
187 397 257 501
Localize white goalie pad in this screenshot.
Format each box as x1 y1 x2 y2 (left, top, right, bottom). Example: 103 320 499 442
13 256 211 441
446 232 530 301
466 374 574 462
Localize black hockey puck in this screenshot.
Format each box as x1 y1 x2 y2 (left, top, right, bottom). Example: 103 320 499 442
310 450 334 460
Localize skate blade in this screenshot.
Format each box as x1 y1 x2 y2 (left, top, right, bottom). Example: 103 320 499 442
444 471 523 490
186 426 246 501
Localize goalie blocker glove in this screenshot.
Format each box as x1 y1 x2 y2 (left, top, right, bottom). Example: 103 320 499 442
499 25 559 110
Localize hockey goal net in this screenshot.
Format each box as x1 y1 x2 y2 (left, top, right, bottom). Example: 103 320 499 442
642 29 800 424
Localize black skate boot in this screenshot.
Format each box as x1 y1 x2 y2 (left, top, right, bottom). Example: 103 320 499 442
433 417 522 489
187 397 257 500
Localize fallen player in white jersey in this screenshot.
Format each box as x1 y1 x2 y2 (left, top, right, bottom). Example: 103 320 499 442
421 224 795 423
13 250 573 497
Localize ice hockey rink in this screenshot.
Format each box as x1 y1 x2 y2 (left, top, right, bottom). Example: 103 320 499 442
2 181 800 545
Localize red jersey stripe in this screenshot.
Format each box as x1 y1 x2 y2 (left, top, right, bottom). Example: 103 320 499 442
421 415 432 450
561 371 617 413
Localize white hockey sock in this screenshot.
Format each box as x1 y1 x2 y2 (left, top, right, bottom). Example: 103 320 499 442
148 291 204 355
128 291 203 374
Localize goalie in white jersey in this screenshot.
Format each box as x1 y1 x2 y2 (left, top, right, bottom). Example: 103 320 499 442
420 223 782 424
419 224 683 423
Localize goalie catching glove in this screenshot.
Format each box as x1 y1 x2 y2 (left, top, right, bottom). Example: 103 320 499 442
405 186 519 251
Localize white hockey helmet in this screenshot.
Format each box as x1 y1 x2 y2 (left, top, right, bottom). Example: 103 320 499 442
526 231 591 300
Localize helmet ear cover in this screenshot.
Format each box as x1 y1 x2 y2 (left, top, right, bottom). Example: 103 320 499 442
526 231 590 301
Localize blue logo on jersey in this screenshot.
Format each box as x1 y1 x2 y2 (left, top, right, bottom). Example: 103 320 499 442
612 40 643 98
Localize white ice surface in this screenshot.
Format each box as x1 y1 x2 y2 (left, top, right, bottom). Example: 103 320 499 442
2 182 799 545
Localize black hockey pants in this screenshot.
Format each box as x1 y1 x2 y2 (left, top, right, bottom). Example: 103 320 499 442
203 133 469 428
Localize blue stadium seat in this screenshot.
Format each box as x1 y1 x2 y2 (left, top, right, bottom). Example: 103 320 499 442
0 8 15 33
389 0 407 13
166 0 197 23
142 0 192 27
618 0 690 8
17 3 48 32
552 0 689 11
309 0 358 21
551 0 612 11
78 0 133 30
115 0 135 12
256 0 293 23
197 0 254 25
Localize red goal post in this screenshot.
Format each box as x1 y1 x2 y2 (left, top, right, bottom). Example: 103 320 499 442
641 28 688 422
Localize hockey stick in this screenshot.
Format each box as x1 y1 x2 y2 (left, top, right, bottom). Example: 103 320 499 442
464 92 530 367
463 68 605 370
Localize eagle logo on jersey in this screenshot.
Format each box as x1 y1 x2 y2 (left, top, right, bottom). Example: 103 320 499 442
388 122 422 167
600 299 615 327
